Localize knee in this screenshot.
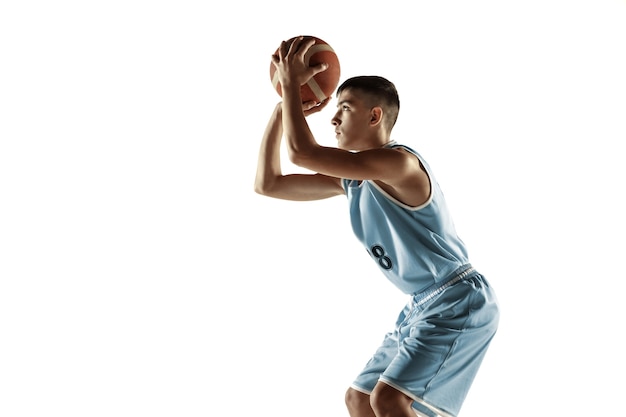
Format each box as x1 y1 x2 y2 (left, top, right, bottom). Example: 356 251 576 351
369 386 391 415
345 387 370 415
370 383 412 416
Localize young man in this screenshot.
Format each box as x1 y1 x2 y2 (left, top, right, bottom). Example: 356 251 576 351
255 37 499 417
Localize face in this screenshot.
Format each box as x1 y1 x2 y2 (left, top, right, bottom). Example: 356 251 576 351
331 89 376 151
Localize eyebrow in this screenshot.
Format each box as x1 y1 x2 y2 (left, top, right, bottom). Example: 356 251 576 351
337 100 354 108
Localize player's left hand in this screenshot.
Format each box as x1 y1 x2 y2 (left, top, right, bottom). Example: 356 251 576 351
271 36 328 89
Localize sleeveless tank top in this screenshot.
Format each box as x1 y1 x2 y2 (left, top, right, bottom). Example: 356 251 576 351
342 142 470 294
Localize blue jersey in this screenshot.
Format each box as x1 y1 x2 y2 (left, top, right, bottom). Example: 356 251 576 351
342 142 470 295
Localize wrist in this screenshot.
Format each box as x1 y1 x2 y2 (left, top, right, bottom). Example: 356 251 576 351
279 77 300 93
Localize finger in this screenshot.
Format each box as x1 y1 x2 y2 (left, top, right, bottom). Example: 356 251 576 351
301 36 316 51
277 40 290 60
285 36 302 58
317 97 331 110
292 36 305 46
302 100 318 111
310 62 329 77
294 36 316 58
303 97 331 116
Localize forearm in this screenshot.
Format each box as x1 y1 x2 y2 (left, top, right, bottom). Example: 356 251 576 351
281 82 319 164
254 104 284 195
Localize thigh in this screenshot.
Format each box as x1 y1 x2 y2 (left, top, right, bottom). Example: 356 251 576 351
351 302 411 394
380 274 499 416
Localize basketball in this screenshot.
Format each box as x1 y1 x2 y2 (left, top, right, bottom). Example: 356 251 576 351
269 36 341 104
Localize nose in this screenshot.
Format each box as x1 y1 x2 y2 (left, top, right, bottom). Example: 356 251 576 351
331 112 341 126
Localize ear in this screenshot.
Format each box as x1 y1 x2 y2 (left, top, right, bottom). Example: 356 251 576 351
369 107 383 127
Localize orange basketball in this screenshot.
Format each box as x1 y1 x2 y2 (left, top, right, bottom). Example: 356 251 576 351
269 36 341 104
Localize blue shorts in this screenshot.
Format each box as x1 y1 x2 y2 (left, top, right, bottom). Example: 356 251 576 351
351 266 499 417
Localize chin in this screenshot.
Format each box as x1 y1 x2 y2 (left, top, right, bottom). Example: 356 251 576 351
337 136 350 149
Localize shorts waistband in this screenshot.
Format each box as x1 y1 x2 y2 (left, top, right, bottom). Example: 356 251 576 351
412 264 476 308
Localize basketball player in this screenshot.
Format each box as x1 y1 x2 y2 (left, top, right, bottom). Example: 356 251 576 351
254 36 499 417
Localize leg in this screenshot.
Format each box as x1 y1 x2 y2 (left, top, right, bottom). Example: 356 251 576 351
345 387 376 417
348 303 412 417
370 381 415 417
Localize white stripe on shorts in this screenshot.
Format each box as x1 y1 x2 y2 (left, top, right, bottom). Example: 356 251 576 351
413 265 476 309
380 378 455 417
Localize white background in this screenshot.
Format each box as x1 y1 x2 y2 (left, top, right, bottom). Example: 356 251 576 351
1 1 625 416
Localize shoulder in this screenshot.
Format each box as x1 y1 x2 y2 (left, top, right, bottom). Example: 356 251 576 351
372 145 431 208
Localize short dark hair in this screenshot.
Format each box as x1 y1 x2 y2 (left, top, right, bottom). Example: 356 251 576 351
336 76 400 131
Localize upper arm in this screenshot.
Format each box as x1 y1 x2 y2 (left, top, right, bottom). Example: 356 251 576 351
255 172 344 201
291 146 421 183
290 146 431 207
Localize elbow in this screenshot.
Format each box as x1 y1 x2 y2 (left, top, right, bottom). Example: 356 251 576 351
253 171 266 195
285 132 318 169
287 149 302 167
254 176 277 197
287 146 313 169
254 179 269 196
